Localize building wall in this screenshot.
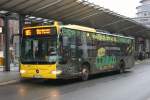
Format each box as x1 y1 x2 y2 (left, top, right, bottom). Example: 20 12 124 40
141 0 150 4
136 0 150 27
134 0 150 58
146 39 150 52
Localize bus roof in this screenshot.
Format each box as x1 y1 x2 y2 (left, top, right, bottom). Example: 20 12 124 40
23 25 54 29
96 31 134 40
61 24 96 33
62 24 134 40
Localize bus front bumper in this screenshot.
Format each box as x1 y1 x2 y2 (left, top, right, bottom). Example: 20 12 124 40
20 70 59 79
20 64 61 79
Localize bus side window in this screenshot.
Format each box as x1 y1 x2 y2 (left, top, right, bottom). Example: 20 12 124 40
62 35 70 57
62 28 76 57
76 31 82 46
63 36 69 47
76 31 83 57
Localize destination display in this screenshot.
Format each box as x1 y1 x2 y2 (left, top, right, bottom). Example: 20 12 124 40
23 27 56 37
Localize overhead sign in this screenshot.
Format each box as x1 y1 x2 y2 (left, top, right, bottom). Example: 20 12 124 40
23 26 56 37
36 29 51 35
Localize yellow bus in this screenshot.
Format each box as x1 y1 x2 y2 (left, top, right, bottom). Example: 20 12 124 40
20 24 135 80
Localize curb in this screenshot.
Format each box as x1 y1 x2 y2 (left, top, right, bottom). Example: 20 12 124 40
0 79 20 86
135 60 150 65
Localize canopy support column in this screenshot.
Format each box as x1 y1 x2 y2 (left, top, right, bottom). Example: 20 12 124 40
4 14 10 71
19 14 25 63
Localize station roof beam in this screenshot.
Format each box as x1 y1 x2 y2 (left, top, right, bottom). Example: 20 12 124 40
0 0 149 38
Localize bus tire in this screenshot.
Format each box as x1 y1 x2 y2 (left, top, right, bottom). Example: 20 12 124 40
119 60 125 73
81 65 89 81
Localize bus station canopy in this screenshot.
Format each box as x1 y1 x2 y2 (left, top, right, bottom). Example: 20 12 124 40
0 0 150 38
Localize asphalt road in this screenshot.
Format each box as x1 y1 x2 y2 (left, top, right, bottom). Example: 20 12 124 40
0 63 150 100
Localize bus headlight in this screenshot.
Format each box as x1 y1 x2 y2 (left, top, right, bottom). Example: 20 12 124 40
20 70 26 74
51 70 62 75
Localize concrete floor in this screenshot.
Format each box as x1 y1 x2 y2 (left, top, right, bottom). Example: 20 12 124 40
0 63 150 100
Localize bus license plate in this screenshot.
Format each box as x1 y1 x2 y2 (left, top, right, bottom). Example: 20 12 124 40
34 75 41 78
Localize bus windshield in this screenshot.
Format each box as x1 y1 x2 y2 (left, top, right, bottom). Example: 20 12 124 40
21 37 57 64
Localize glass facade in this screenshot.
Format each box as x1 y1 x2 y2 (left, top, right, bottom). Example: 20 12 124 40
0 18 4 71
0 17 20 71
8 20 19 71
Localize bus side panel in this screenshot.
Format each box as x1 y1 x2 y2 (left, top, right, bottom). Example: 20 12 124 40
122 39 135 69
124 56 135 69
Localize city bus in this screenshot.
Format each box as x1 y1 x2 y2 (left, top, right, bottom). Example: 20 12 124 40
20 24 135 80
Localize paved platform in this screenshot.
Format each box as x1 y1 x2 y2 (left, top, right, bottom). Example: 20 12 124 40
0 71 20 85
0 59 149 85
135 59 150 65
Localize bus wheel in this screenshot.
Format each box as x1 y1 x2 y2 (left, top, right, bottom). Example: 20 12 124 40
119 60 125 73
81 65 89 81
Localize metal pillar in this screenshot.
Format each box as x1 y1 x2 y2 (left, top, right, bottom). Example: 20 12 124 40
3 14 10 71
19 14 25 59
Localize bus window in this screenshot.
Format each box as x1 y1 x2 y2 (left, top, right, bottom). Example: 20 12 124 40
76 31 83 57
76 31 82 46
86 32 93 46
21 38 57 64
62 28 77 58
